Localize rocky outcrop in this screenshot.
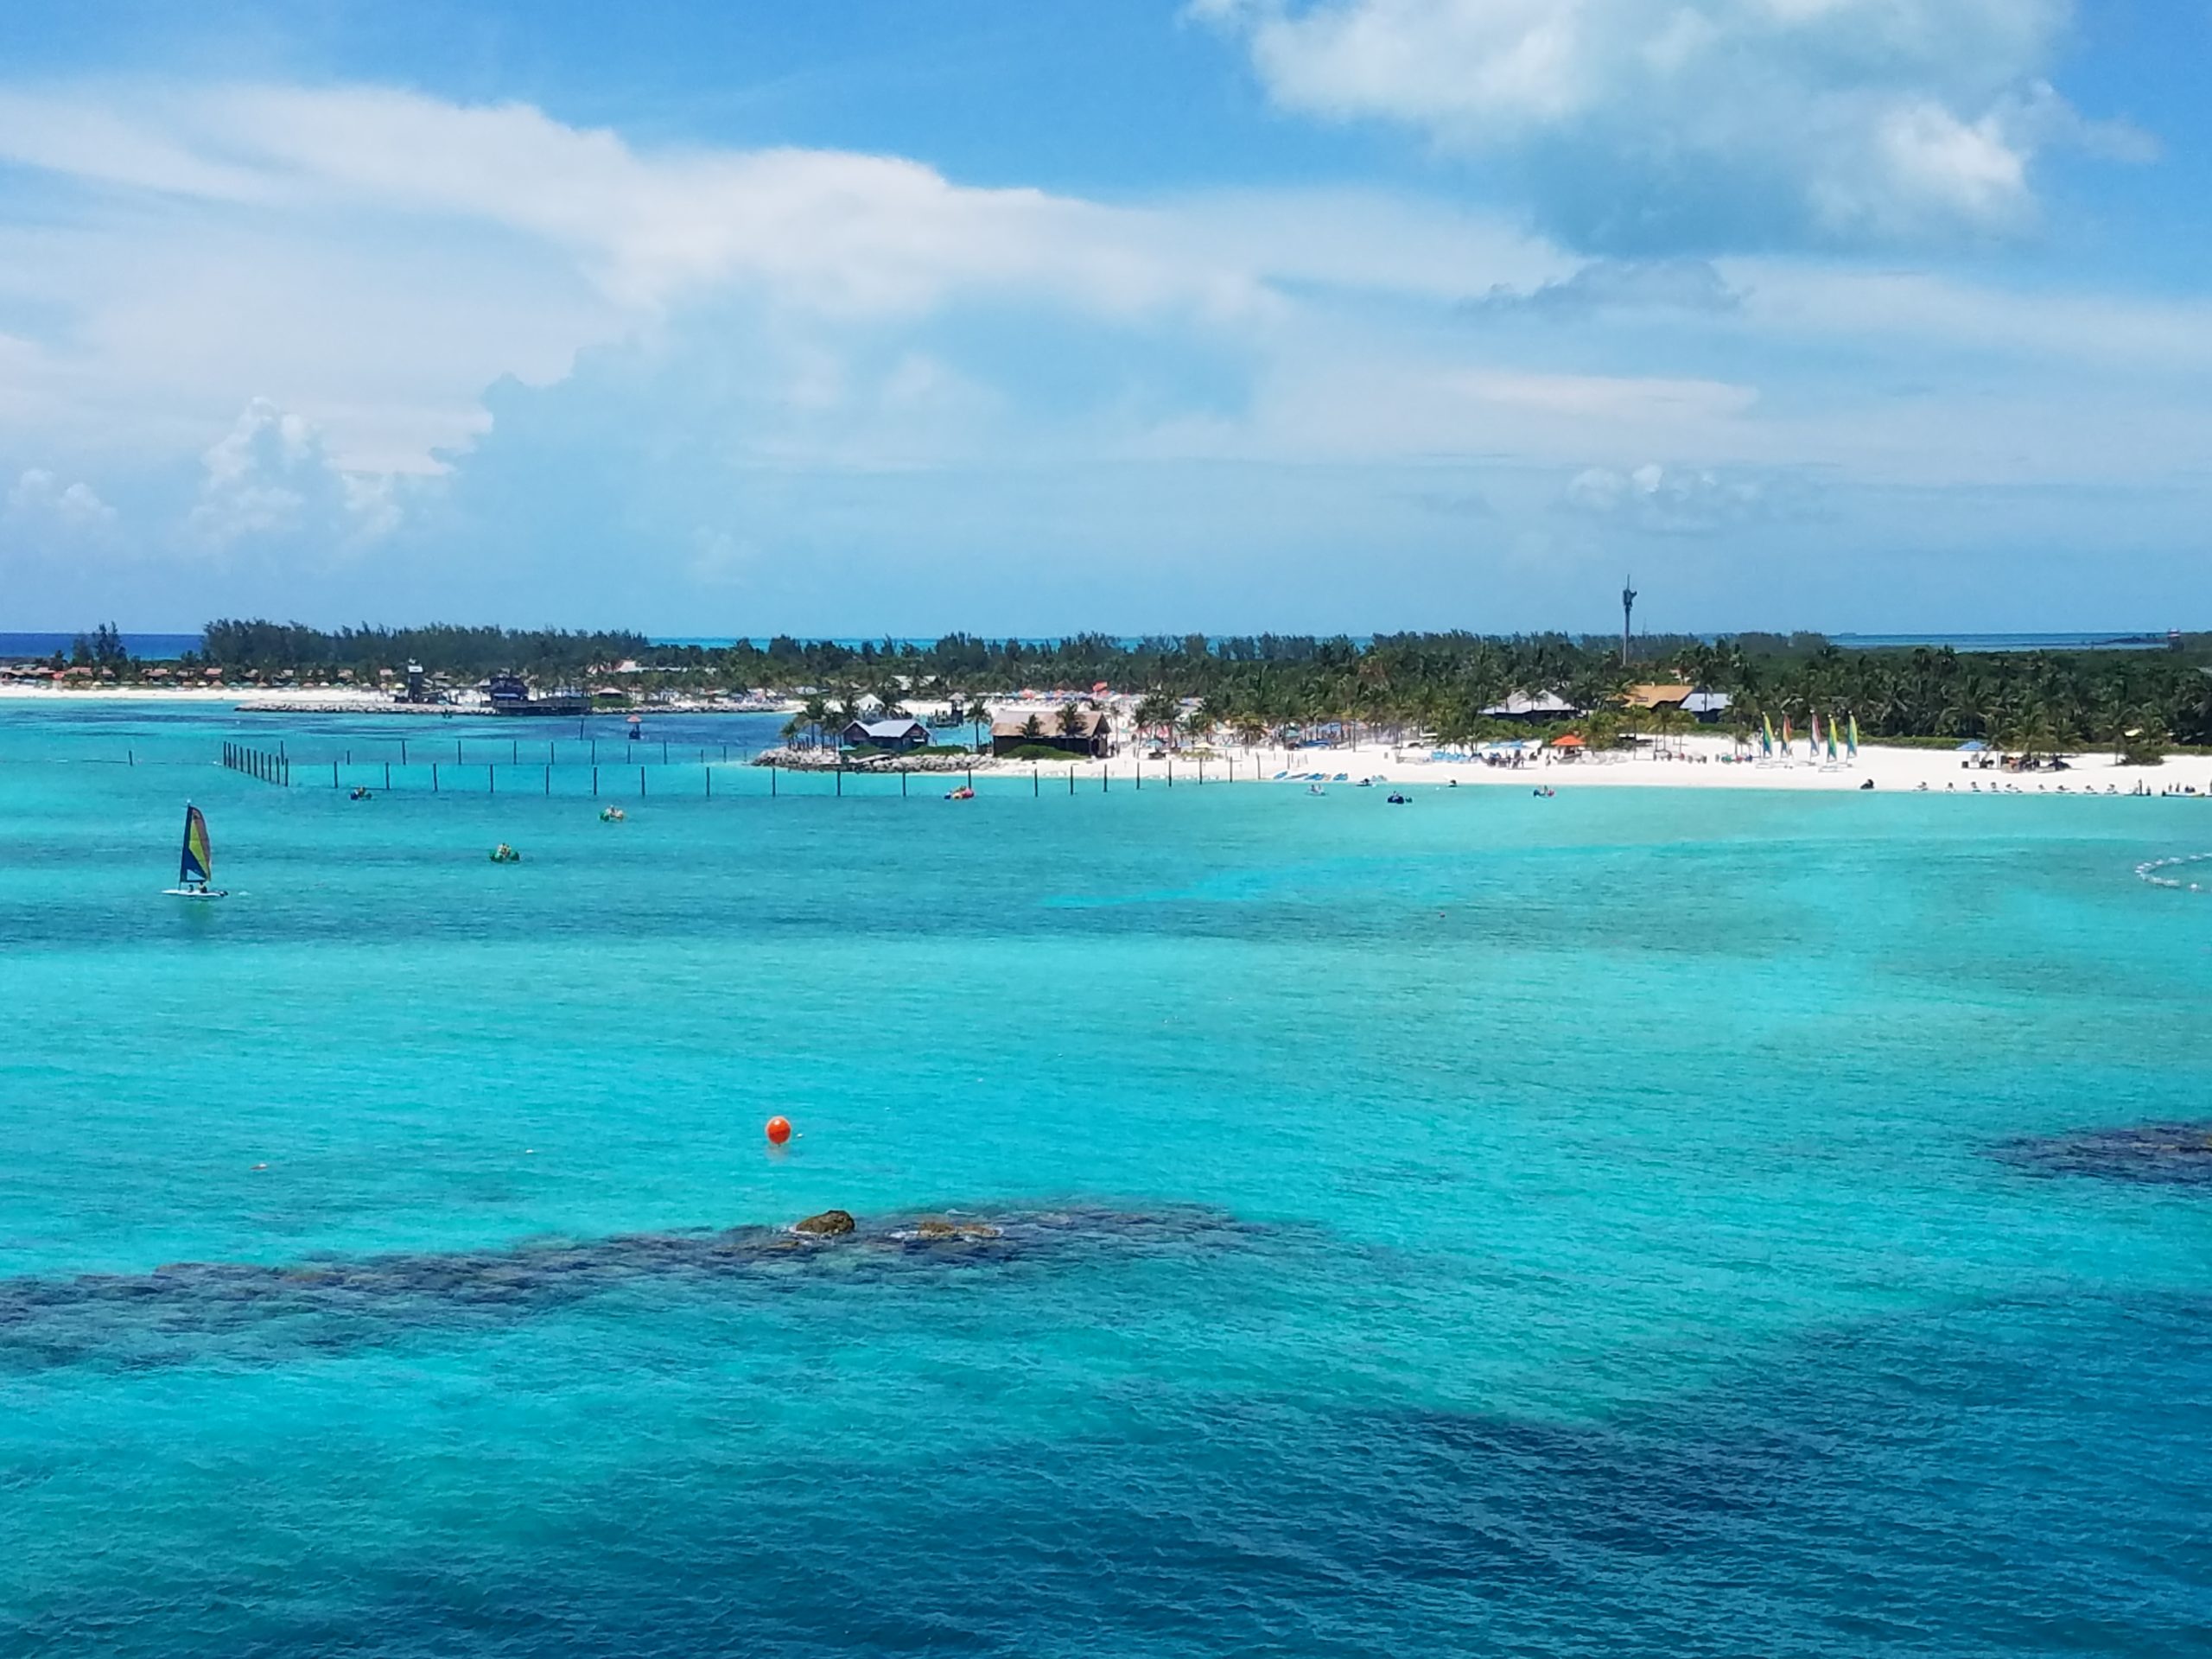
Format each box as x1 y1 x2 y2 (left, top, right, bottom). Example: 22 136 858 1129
913 1217 1002 1240
792 1209 857 1236
1996 1122 2212 1185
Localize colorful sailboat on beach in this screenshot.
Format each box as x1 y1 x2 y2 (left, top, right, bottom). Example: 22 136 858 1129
1847 714 1860 759
1760 712 1775 757
164 803 227 899
1826 715 1840 761
1782 715 1793 756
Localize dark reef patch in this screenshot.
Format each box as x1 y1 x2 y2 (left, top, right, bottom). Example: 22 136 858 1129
1994 1122 2212 1186
0 1205 1255 1371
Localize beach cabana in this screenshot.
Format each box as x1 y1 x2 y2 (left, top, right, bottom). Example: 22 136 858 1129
1480 691 1583 721
1548 734 1586 753
992 707 1112 758
842 717 930 752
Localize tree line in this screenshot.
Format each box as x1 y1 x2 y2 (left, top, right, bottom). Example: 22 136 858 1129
63 620 2212 752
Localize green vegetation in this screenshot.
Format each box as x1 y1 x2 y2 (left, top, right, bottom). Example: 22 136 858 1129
195 620 648 681
24 619 2207 751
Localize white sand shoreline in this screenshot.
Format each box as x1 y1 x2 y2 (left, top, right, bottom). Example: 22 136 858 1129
6 690 2206 793
954 734 2209 794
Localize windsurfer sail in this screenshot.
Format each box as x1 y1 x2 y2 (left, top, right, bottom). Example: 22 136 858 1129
166 804 228 899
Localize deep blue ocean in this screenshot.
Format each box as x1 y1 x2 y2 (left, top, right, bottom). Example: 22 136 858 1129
2 702 2208 1656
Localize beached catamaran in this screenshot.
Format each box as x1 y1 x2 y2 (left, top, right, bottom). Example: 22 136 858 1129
165 803 227 899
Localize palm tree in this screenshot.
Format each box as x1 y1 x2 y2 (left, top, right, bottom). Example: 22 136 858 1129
1134 690 1178 747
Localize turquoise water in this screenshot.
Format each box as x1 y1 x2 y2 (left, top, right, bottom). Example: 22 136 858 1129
3 703 2209 1656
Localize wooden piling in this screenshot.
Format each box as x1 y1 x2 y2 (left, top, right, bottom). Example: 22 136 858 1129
432 764 438 793
639 766 646 798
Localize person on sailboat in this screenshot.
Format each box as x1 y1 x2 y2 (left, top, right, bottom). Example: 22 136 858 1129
166 804 228 898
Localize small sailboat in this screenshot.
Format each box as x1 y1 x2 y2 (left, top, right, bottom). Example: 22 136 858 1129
164 804 228 899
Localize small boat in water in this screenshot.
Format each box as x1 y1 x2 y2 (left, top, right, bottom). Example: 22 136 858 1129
163 804 228 899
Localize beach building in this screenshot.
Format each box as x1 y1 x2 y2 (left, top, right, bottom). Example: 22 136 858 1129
842 716 931 752
992 707 1113 758
1481 691 1582 721
486 672 588 716
1682 690 1733 722
1623 683 1733 723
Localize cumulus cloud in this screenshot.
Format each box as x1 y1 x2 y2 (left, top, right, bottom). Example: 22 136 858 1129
190 397 402 550
7 468 117 532
1194 0 2145 252
1468 257 1744 317
1562 461 1797 534
0 85 1261 326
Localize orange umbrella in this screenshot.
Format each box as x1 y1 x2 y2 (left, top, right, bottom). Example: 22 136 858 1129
1550 733 1586 748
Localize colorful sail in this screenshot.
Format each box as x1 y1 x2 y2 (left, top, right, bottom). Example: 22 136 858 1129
180 804 212 886
1847 714 1860 757
1760 712 1774 755
1809 711 1821 753
1782 715 1793 753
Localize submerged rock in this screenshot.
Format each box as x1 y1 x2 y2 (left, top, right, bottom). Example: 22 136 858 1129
0 1204 1256 1372
1995 1122 2212 1186
913 1217 1001 1240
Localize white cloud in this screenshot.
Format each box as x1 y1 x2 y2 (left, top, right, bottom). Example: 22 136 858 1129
0 85 1258 324
1194 0 2140 251
190 397 403 550
1469 257 1744 317
1563 461 1785 533
0 71 2203 609
6 467 117 532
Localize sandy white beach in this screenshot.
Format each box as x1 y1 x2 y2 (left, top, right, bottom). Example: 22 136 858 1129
966 732 2210 795
4 688 2205 794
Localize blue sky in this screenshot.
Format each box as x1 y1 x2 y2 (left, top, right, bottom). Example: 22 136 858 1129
1 0 2208 635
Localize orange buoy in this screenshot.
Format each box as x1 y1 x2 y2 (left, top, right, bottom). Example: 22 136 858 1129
765 1116 792 1146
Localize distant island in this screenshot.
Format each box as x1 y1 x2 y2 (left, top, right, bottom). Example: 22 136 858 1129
4 619 2209 759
